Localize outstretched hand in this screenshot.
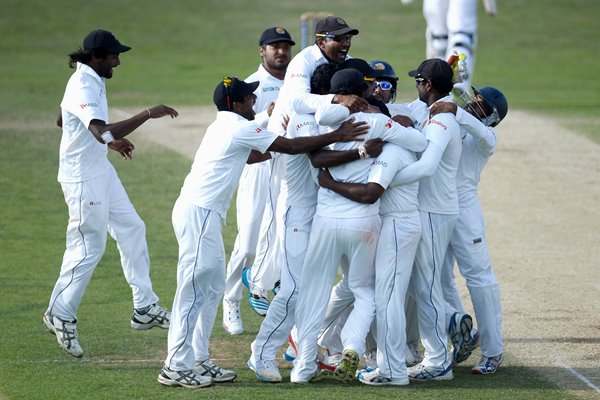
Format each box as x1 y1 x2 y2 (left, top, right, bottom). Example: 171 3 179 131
108 138 135 160
335 117 369 142
147 105 179 119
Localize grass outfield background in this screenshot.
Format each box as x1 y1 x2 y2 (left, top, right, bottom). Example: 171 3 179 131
1 1 598 399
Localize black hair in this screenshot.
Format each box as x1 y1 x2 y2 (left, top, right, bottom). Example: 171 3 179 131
310 63 340 95
67 47 108 68
366 97 391 117
430 80 454 96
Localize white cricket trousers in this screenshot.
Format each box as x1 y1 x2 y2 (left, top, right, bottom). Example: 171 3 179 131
47 166 158 321
424 0 478 80
441 199 503 357
376 214 421 381
292 214 380 382
251 204 315 361
223 162 270 303
166 199 225 371
412 211 457 370
248 156 285 295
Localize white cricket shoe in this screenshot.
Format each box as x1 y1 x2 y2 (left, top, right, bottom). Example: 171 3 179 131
254 359 282 382
131 304 170 330
364 351 377 372
195 359 236 382
43 314 83 358
408 363 453 381
358 369 409 386
158 367 212 388
222 299 243 335
448 312 478 364
406 341 423 367
472 354 503 375
283 344 296 362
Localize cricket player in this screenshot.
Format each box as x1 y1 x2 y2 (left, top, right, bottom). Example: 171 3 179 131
432 85 508 374
44 29 177 358
222 26 295 334
291 68 428 384
159 76 367 389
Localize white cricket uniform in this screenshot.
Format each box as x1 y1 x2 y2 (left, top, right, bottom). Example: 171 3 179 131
368 144 421 382
424 0 478 82
318 101 422 356
441 107 504 357
47 62 159 321
165 111 277 371
247 44 345 295
291 111 428 382
392 97 462 371
250 112 320 363
223 64 282 304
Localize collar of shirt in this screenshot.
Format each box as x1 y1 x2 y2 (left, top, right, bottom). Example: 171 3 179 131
216 110 249 123
76 62 104 85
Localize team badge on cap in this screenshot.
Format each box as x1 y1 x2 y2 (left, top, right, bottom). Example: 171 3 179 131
372 62 385 70
275 27 286 34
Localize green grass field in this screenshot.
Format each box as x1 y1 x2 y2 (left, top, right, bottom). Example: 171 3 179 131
1 0 598 399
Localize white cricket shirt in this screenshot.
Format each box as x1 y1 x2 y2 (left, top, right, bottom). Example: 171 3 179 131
417 98 463 215
267 45 339 136
179 111 278 219
58 62 111 183
454 107 497 206
279 112 320 208
317 111 427 218
368 144 419 217
245 64 284 128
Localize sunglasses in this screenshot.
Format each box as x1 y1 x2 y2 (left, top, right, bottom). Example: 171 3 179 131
316 33 353 43
375 80 393 90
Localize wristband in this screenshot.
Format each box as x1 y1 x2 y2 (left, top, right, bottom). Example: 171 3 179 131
101 131 115 144
358 144 370 159
146 109 151 118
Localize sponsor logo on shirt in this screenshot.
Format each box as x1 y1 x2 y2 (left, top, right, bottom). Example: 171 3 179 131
385 119 393 129
296 121 315 130
255 127 263 133
373 160 388 167
262 86 280 93
429 118 447 130
89 201 102 206
290 73 308 79
80 102 98 109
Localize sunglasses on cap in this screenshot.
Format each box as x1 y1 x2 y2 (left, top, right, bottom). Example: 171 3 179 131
415 77 428 86
374 80 393 90
316 33 353 43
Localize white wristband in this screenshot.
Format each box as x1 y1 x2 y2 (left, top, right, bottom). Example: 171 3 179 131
101 131 115 144
358 144 369 159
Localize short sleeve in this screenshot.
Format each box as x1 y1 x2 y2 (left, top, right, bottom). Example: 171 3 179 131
233 120 278 153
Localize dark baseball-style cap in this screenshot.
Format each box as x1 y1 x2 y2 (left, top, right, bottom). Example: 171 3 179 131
408 58 453 83
342 58 384 80
315 16 359 36
330 68 366 95
259 27 295 46
83 29 131 54
213 77 259 110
